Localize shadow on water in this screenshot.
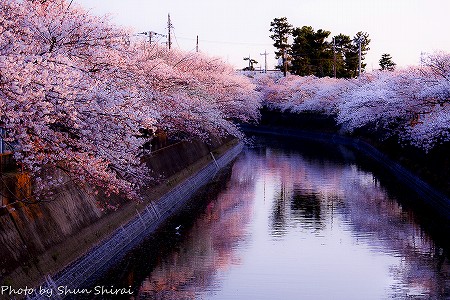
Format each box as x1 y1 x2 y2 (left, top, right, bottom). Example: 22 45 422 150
290 190 323 228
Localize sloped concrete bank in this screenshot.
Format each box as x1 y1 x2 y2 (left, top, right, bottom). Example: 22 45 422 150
0 138 238 295
242 124 450 222
27 141 243 300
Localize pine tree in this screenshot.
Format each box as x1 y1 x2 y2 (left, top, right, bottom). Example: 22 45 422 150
379 53 396 71
291 26 332 77
269 17 293 76
332 34 352 78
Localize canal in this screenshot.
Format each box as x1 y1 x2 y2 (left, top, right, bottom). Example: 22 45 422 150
91 135 449 300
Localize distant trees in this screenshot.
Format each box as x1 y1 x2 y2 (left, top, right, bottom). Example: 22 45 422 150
269 17 370 78
253 51 450 151
269 17 293 76
379 53 396 71
342 32 371 78
291 26 332 77
243 56 258 71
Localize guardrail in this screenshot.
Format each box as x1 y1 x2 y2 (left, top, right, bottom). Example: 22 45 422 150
0 127 14 155
29 142 244 299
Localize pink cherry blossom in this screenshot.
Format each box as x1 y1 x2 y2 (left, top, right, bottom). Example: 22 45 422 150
0 0 260 201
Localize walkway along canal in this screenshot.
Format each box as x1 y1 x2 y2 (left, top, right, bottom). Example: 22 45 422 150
85 134 449 299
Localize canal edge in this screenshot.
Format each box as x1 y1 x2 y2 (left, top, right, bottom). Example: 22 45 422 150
28 141 244 300
241 124 450 221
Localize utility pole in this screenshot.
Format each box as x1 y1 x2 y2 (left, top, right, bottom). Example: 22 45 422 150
167 13 173 50
147 31 153 44
196 35 199 52
333 37 337 78
138 31 154 44
283 49 287 77
260 50 268 73
138 31 169 52
357 37 363 78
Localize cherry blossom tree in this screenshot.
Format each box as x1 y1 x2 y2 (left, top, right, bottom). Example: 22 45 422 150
0 0 260 202
253 51 450 151
1 0 155 200
134 47 260 140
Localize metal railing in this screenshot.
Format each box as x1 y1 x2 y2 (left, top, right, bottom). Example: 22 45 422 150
0 127 14 154
0 127 5 154
29 142 244 299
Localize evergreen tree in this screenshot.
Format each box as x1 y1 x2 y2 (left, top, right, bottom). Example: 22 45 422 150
269 18 371 79
379 53 396 71
291 26 332 77
332 34 352 78
243 57 258 71
291 26 314 76
348 32 371 77
269 17 293 76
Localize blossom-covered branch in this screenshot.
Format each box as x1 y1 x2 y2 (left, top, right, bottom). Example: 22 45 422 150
0 0 260 201
254 52 450 151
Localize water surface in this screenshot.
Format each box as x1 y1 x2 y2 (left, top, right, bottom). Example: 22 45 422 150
96 136 449 299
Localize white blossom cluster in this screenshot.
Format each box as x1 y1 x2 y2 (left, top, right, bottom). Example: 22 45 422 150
254 52 450 151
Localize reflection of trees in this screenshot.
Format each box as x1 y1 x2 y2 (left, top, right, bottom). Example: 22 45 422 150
290 189 323 230
262 148 344 237
271 182 287 237
132 158 256 299
256 142 449 298
340 177 449 299
100 140 448 299
271 185 325 234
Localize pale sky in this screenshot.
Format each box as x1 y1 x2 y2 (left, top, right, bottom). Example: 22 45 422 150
75 0 450 71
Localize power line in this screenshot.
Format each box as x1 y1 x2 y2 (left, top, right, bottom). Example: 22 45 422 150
171 27 181 49
173 36 272 47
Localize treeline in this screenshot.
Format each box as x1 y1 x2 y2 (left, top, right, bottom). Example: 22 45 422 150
253 51 450 151
270 17 370 78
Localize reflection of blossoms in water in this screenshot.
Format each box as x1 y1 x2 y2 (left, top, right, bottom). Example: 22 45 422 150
129 139 448 299
134 156 256 299
253 144 448 299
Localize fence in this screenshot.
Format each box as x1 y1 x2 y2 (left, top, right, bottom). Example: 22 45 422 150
0 127 5 154
0 127 15 173
0 127 14 156
29 142 244 299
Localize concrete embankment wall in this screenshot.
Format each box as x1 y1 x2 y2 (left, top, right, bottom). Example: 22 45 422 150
28 141 243 299
242 124 450 221
0 137 233 289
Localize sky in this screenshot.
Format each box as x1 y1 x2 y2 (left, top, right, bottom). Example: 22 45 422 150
74 0 450 71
